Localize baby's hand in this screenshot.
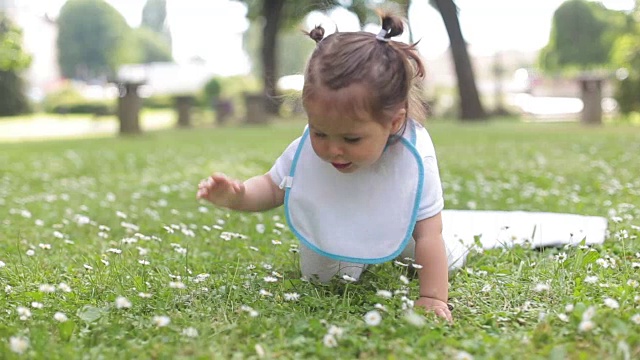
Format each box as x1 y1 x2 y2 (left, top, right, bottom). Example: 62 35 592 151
196 173 245 209
415 296 453 323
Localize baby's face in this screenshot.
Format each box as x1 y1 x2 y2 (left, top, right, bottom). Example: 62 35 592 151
305 100 397 174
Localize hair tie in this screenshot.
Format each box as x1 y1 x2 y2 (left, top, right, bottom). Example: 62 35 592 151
376 28 389 42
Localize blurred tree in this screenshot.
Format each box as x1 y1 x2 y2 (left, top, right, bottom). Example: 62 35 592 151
57 0 131 80
610 1 640 114
238 0 367 114
133 27 173 63
141 0 172 54
538 0 631 72
243 18 315 78
430 0 485 120
239 0 485 120
0 12 31 116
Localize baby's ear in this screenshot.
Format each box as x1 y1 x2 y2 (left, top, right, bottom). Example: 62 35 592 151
390 108 407 133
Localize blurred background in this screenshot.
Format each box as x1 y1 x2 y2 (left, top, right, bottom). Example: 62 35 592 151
1 0 639 139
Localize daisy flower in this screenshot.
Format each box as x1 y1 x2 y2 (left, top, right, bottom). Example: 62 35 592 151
322 334 338 348
364 310 382 326
115 296 132 309
39 284 56 293
284 292 300 301
342 274 357 282
603 297 619 309
152 315 171 327
182 327 199 338
54 312 68 322
9 336 29 354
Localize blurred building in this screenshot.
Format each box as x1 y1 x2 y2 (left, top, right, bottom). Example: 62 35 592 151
1 0 61 101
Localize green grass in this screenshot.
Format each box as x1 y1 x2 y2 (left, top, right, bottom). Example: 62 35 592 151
0 120 639 359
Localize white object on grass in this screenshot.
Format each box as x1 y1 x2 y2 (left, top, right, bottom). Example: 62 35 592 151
441 210 608 270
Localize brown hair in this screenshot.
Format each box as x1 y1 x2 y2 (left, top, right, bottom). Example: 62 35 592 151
302 13 427 131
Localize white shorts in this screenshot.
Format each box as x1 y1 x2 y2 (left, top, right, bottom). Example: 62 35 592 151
299 238 416 283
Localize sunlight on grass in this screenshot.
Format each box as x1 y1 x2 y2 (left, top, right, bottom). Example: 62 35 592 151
0 121 639 358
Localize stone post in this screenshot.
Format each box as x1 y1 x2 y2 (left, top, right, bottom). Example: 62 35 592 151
244 93 268 124
175 95 194 128
117 82 143 135
579 76 604 125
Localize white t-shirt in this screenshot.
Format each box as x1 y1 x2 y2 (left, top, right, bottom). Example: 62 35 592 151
269 120 444 221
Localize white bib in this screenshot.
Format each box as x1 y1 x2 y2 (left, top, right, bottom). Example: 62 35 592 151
280 125 424 264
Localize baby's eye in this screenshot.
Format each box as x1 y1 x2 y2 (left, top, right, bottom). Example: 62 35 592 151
313 132 327 138
344 137 361 144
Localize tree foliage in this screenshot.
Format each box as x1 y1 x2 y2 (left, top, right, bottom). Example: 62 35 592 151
132 27 172 63
243 19 315 78
611 2 640 114
538 0 631 72
0 13 31 116
57 0 130 80
141 0 172 55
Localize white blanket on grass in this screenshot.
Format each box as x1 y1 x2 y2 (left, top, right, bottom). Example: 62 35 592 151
442 210 608 270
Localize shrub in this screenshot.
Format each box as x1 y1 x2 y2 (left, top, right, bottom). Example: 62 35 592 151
42 85 114 115
142 94 173 109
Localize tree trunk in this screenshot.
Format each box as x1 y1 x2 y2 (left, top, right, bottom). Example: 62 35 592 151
433 0 486 121
261 0 285 115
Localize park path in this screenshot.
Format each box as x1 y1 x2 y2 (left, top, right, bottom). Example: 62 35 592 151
0 113 175 143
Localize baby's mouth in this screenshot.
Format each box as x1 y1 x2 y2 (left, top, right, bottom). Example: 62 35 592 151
331 162 352 170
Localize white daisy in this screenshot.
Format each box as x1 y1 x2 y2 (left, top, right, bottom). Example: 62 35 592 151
374 303 387 312
603 297 620 309
115 296 132 309
54 312 68 322
9 336 29 354
39 284 56 293
578 320 595 332
327 325 344 338
533 283 550 292
17 306 31 320
364 310 382 326
584 276 598 284
169 281 185 289
284 292 300 301
152 315 171 327
322 334 338 348
31 302 43 309
376 290 393 299
342 274 357 282
399 275 410 285
182 327 199 337
58 283 72 293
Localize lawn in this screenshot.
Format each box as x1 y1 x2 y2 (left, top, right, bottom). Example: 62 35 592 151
0 119 639 359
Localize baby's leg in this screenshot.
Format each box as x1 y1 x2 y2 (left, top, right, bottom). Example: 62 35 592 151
299 244 366 283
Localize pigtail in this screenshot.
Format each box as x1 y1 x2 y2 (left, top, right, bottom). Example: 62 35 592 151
304 25 325 44
379 13 404 39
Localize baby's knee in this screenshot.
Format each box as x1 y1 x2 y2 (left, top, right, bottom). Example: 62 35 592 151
300 263 366 283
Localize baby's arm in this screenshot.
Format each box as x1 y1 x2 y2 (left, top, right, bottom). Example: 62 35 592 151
197 173 284 212
412 212 452 322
